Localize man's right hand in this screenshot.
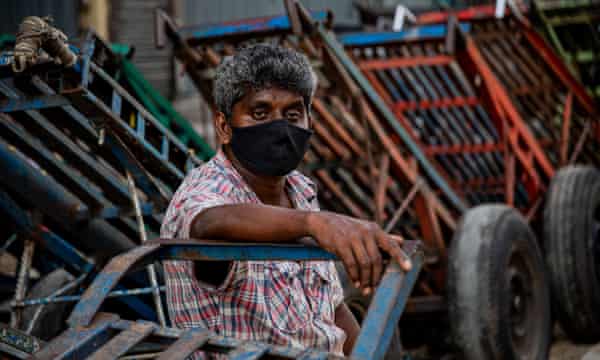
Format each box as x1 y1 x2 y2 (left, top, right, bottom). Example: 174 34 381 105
306 211 412 295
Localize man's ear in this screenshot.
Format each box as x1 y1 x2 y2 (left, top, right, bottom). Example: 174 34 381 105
214 111 232 145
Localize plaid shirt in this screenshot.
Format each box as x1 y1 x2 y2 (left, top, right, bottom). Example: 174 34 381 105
161 151 346 356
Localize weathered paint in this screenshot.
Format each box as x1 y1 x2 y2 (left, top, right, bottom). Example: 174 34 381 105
182 11 329 41
37 239 421 359
351 254 423 360
0 324 43 357
317 24 468 212
0 94 70 112
154 328 210 360
67 244 162 327
340 23 471 46
85 321 156 360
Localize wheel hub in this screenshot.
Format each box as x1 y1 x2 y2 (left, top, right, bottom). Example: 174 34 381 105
508 253 538 356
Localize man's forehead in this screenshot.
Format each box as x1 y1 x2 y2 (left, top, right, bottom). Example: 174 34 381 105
243 87 304 105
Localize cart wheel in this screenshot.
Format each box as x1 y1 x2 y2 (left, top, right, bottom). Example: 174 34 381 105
21 268 75 340
448 204 550 360
544 166 600 343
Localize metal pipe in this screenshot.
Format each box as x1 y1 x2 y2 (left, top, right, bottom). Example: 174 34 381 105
385 180 424 232
11 238 35 328
0 138 136 263
24 272 87 334
14 286 166 307
126 171 167 327
0 233 17 255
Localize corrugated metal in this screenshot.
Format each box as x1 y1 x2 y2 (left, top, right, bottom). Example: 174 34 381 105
0 0 79 37
110 0 173 97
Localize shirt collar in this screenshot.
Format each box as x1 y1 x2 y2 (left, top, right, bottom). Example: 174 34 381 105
213 149 316 205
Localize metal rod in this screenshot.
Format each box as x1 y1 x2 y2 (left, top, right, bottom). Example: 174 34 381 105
568 121 592 165
24 272 87 334
14 286 166 307
385 180 424 232
126 171 167 327
0 233 17 255
11 237 35 328
351 253 423 359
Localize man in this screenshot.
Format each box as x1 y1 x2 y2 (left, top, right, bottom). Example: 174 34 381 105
161 44 411 356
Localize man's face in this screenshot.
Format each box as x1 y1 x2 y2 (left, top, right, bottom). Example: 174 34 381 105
216 87 310 145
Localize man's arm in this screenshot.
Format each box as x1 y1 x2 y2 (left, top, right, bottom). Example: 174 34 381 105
190 203 411 292
335 303 360 355
190 203 311 243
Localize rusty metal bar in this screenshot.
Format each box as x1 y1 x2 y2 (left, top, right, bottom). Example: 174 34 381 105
351 252 423 360
384 180 423 233
86 321 156 360
154 329 210 360
314 20 467 212
375 154 390 225
126 171 167 327
560 92 573 165
24 273 87 335
11 237 35 328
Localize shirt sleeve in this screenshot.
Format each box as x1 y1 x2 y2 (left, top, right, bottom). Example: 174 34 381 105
167 173 236 239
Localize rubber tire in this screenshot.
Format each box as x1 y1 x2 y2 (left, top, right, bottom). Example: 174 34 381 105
544 165 600 343
448 204 551 360
21 268 75 340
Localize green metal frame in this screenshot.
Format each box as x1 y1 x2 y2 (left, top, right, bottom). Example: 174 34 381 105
111 43 214 161
0 34 14 49
533 0 600 98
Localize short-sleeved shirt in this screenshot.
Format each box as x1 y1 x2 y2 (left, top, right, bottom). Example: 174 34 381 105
160 150 346 356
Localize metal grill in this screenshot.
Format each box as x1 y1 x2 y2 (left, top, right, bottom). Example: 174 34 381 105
342 29 512 207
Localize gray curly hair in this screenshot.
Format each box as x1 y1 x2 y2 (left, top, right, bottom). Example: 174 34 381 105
213 43 317 119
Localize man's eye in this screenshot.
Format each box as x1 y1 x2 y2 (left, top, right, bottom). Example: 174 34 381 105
286 110 301 120
253 110 266 119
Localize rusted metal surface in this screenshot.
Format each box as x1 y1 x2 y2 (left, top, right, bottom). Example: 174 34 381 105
154 328 210 360
35 313 344 360
11 237 35 328
32 240 422 360
5 3 596 357
414 9 600 217
126 171 167 327
351 257 422 360
342 9 599 224
68 244 161 328
0 323 44 359
343 27 511 208
0 27 214 331
85 321 156 360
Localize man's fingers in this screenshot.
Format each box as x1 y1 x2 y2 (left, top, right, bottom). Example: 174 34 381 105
389 234 404 246
379 236 412 272
351 240 371 292
339 246 360 285
365 237 383 288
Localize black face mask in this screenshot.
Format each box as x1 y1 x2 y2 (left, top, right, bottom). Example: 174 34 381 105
229 119 313 177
